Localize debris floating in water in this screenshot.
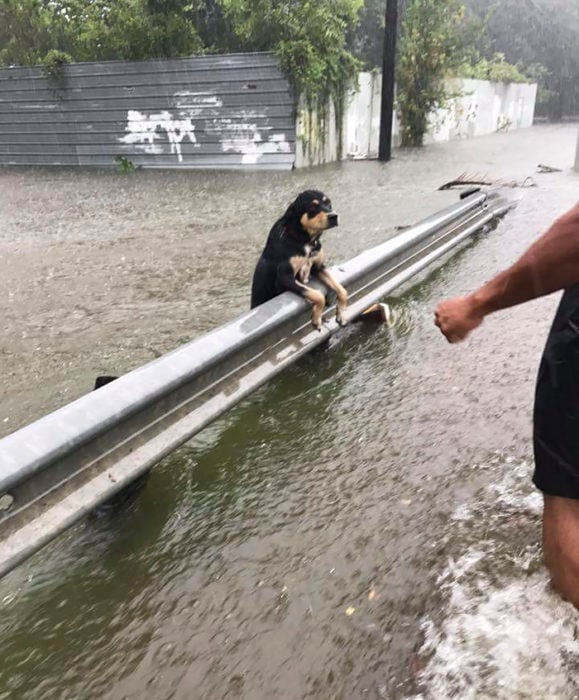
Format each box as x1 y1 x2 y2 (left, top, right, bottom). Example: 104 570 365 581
438 172 537 190
537 164 563 174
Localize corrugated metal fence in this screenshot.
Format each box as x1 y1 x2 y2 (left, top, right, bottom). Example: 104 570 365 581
0 52 295 170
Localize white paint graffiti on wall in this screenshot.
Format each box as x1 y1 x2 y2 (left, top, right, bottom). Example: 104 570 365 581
325 73 538 166
173 92 223 111
118 110 197 162
221 131 290 164
450 102 479 139
118 91 291 165
216 119 291 164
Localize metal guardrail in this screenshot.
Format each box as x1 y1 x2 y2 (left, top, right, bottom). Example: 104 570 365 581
0 190 514 578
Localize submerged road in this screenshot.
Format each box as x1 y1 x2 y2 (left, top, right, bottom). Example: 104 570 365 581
1 124 579 698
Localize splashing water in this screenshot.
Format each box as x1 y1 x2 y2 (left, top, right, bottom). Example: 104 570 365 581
414 458 579 700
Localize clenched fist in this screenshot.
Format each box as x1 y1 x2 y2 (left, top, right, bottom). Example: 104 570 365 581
434 295 485 343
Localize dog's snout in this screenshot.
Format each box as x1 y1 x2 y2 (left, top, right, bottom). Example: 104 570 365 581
327 213 339 229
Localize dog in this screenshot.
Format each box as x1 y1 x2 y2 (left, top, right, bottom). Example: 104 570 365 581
250 190 348 329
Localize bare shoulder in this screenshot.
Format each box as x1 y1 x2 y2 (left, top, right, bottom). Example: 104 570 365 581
561 203 579 225
550 203 579 233
570 203 579 225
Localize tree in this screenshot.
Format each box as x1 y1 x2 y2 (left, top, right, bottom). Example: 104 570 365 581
219 0 363 112
0 0 363 145
350 0 386 70
0 0 204 67
352 0 579 121
190 0 240 53
352 0 416 70
396 0 466 147
0 0 59 66
215 0 364 159
57 0 204 62
462 0 579 119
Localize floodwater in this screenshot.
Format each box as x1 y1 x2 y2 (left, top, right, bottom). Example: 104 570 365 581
1 124 579 699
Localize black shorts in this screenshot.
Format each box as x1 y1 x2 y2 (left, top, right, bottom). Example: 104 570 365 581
533 317 579 499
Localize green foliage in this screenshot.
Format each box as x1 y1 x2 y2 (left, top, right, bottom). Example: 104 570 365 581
0 0 57 66
219 0 363 156
41 49 72 84
348 0 384 70
456 53 530 84
523 62 555 111
187 0 239 53
351 0 418 70
352 0 579 120
0 0 362 154
1 0 576 129
461 0 579 119
60 0 204 62
396 0 467 147
0 0 204 66
114 155 138 173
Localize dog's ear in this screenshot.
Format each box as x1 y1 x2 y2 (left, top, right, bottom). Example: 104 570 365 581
281 196 303 225
281 190 327 227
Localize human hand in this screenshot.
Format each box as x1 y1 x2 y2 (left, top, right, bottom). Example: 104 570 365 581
434 296 484 343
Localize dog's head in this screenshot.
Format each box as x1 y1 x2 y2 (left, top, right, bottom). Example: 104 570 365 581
282 190 338 237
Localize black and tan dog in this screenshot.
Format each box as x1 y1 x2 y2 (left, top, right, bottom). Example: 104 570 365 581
250 190 348 329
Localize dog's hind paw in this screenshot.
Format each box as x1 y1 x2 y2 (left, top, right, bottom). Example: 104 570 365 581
311 310 324 331
311 316 324 331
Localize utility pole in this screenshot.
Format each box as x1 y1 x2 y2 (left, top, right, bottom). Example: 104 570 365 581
378 0 398 162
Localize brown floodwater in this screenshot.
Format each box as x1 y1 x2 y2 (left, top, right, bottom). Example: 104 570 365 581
1 124 579 699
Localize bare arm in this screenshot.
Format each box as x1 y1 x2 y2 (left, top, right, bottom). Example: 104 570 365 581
435 203 579 342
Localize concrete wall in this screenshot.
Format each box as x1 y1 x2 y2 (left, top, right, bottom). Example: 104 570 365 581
302 72 538 165
295 97 340 169
0 52 295 169
0 55 539 171
426 79 538 145
343 72 382 161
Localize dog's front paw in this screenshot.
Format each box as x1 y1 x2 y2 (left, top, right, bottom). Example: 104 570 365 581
311 309 324 331
336 309 347 327
308 290 325 331
336 286 348 327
